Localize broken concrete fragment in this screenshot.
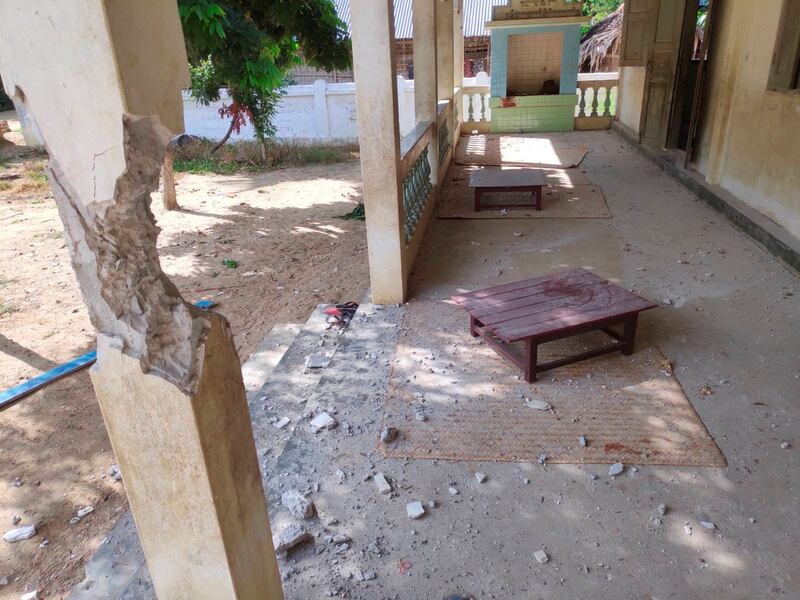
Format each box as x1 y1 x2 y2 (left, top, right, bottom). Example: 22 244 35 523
3 524 36 543
310 412 337 431
448 487 459 496
780 441 791 449
374 472 392 494
684 524 693 535
335 468 346 484
608 463 624 476
525 399 552 411
76 506 94 519
538 454 547 466
657 503 667 516
281 490 315 520
406 501 425 519
108 464 122 481
380 426 398 443
700 521 716 530
305 354 331 369
579 435 587 447
274 417 291 429
358 570 376 582
20 591 38 600
475 472 487 484
533 550 549 564
273 524 311 554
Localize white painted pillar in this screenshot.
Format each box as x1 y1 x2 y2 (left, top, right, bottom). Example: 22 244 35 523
312 79 330 139
452 0 465 134
436 0 455 102
351 0 406 303
413 0 439 184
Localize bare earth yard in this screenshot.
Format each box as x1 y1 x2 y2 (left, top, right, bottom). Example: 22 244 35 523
0 157 368 598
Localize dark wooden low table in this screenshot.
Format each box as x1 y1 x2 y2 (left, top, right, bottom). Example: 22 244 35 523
452 269 657 382
469 169 546 212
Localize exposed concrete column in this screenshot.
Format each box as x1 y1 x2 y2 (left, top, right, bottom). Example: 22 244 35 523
436 0 455 102
0 3 283 599
414 0 439 184
351 0 406 303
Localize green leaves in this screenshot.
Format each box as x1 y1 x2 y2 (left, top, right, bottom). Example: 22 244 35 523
222 259 239 269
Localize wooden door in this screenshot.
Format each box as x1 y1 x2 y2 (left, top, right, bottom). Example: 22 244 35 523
639 0 686 148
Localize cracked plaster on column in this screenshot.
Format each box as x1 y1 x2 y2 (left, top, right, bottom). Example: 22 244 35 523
48 114 210 394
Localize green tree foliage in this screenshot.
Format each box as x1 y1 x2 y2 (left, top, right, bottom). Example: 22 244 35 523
178 0 350 147
581 0 623 35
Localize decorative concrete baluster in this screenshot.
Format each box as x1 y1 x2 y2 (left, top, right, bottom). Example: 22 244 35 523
578 87 587 118
479 92 487 122
467 94 475 123
603 86 613 117
590 87 599 117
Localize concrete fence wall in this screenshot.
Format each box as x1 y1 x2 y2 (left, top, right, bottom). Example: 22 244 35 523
183 76 419 144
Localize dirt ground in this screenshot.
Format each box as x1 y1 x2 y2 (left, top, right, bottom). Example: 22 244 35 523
0 130 369 598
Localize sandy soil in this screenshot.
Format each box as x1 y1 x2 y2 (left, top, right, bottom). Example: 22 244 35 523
0 149 368 598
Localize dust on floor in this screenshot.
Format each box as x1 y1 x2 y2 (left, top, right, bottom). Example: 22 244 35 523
0 159 369 598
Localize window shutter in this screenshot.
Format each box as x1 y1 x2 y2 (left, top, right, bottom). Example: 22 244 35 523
620 0 654 67
769 0 800 90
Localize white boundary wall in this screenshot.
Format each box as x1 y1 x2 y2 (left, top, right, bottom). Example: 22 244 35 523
183 76 418 144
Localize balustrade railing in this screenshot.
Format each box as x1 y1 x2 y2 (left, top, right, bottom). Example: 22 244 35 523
462 72 491 128
399 121 435 244
576 72 619 119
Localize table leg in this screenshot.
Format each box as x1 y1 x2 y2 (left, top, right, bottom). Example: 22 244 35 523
524 338 538 383
474 188 482 212
622 314 638 355
469 316 483 338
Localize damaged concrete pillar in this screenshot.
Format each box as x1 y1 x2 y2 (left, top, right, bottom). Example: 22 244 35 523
413 0 440 185
0 2 283 598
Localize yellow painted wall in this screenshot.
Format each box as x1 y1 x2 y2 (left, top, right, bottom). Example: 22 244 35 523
692 0 800 239
618 66 645 133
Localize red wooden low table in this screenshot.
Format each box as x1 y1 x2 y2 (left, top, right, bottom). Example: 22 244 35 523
452 269 657 382
469 169 545 212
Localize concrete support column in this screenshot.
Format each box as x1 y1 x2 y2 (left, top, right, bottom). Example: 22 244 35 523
0 3 283 599
413 0 439 184
436 0 455 102
351 0 406 303
452 0 465 139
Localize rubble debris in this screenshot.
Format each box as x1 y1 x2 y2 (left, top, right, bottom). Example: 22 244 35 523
11 515 21 525
657 504 667 516
380 426 398 443
76 506 94 519
579 435 587 447
273 524 312 554
780 441 791 449
538 454 547 466
20 591 39 600
374 473 392 494
310 412 337 431
533 550 549 564
406 501 425 520
108 464 122 481
335 468 346 484
700 521 716 530
281 490 315 519
274 417 291 429
608 463 624 476
3 524 36 543
357 570 377 582
474 472 487 484
448 487 459 496
525 399 552 411
684 524 693 536
305 354 331 369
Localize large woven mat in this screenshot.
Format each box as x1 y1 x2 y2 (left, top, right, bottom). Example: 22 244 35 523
455 134 588 167
381 300 726 467
439 165 611 219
